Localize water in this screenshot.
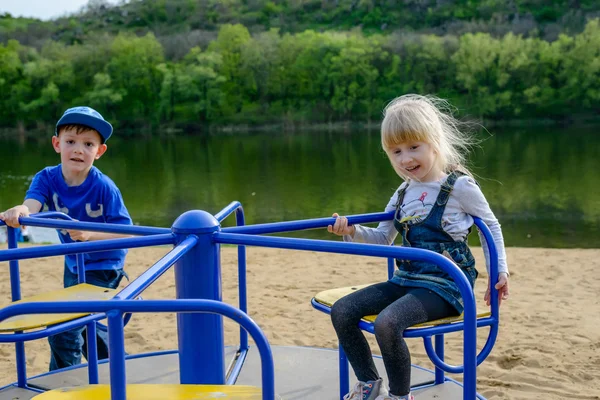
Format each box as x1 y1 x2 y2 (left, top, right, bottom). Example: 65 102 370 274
1 127 599 248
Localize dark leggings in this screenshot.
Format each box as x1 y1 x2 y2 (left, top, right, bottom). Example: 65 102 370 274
330 282 458 396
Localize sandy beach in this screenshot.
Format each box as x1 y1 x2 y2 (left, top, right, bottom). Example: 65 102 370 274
0 244 599 399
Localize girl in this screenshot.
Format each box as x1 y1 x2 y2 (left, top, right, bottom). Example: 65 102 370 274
327 94 509 400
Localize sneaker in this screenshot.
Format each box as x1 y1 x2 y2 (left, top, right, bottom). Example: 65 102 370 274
343 378 385 400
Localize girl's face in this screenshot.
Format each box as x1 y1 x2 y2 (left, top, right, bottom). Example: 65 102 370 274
385 141 443 182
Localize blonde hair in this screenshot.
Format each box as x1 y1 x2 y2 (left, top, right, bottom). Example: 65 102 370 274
381 94 478 178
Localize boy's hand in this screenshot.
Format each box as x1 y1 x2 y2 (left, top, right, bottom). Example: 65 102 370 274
327 213 356 237
66 230 92 242
0 205 31 228
484 272 510 306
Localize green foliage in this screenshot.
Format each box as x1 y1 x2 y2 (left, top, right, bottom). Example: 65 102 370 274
82 73 124 114
386 33 459 97
0 16 599 130
452 20 600 118
21 82 60 119
327 37 381 119
174 47 226 121
3 0 600 50
106 33 164 125
0 40 23 121
208 24 251 116
557 20 600 109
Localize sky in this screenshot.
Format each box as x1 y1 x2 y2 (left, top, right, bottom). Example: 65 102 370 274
0 0 119 20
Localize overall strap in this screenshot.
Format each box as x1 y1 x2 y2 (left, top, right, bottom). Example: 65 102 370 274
393 182 409 234
435 171 463 206
394 182 409 210
394 181 408 216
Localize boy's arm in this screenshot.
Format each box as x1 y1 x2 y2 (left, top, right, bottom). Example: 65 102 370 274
66 230 131 242
0 199 43 228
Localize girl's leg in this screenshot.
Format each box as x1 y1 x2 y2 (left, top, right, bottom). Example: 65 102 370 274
330 282 410 382
373 288 458 396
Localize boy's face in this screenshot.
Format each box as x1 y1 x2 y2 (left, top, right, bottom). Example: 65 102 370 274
52 128 107 175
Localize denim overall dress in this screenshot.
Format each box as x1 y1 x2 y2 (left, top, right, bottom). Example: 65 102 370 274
390 171 478 314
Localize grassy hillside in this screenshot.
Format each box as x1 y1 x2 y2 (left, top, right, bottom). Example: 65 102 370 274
1 1 599 130
2 0 600 59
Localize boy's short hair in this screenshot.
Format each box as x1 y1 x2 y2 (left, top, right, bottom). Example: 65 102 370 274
56 124 103 142
55 106 113 143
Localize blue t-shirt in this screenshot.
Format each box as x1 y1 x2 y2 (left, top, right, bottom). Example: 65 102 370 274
25 165 132 273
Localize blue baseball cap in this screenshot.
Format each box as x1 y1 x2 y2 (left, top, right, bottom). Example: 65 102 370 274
55 106 113 142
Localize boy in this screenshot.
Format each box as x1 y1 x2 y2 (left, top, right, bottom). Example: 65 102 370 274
0 106 132 371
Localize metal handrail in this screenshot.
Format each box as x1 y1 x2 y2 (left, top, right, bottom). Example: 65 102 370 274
0 300 276 400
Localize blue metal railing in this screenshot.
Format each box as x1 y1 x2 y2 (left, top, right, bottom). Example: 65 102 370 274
219 213 499 399
213 231 479 400
0 234 176 263
306 216 500 397
115 236 198 300
0 212 171 236
0 206 495 399
0 300 276 400
222 211 394 235
5 227 27 387
214 201 250 384
0 215 175 388
420 217 500 374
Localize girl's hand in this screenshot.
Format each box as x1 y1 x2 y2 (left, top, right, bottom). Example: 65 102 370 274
484 272 510 306
327 213 356 237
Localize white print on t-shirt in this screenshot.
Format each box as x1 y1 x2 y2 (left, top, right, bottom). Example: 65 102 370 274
399 191 434 224
52 193 70 236
53 193 69 214
86 204 103 218
52 193 104 219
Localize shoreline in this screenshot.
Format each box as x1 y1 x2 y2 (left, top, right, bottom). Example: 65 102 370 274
3 117 600 140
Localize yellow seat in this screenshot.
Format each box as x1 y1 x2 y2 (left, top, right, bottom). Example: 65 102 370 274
0 284 116 332
32 384 263 399
314 284 490 329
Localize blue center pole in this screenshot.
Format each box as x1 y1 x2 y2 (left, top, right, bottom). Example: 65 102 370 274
172 210 224 384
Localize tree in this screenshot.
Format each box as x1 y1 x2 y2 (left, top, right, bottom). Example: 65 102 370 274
21 82 60 120
240 29 283 110
556 19 600 112
208 24 251 115
328 36 381 119
164 46 227 122
82 73 124 117
18 42 75 122
106 33 165 124
0 40 25 122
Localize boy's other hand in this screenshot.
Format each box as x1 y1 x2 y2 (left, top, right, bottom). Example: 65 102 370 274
0 205 31 228
66 230 92 242
327 213 356 237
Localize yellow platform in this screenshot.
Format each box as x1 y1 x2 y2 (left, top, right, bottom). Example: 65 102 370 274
0 284 116 332
32 384 264 399
314 284 490 328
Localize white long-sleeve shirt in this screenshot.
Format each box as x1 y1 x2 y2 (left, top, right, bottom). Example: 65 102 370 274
344 175 508 275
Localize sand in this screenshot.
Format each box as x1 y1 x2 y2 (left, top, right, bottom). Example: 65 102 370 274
0 244 599 399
